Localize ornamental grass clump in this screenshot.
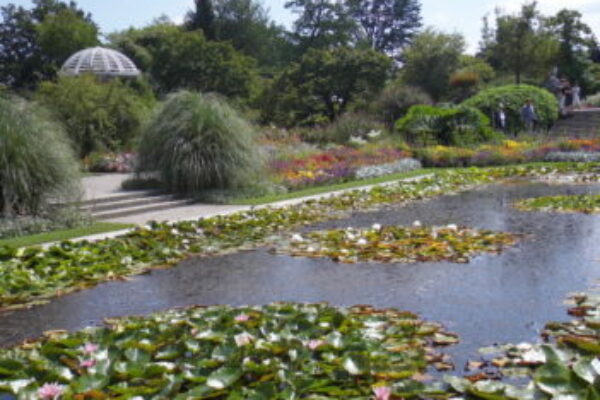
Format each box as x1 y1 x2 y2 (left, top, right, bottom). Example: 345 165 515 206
0 96 80 217
137 91 264 196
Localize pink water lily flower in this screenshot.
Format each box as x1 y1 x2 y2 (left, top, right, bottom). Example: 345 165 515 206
37 382 65 399
373 386 392 400
234 314 250 322
80 359 96 368
307 339 325 350
82 343 99 355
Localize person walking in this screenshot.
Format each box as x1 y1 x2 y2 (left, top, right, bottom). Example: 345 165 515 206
521 99 538 133
572 82 582 109
493 103 508 133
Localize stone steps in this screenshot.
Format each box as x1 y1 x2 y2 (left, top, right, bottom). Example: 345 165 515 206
551 109 600 136
81 192 192 221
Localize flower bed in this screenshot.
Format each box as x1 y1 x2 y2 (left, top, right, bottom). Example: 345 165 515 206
270 145 413 189
0 164 597 311
276 224 520 264
515 194 600 214
416 139 600 168
0 303 456 399
82 152 136 173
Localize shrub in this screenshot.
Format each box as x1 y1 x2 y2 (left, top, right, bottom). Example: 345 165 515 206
36 75 154 158
396 105 497 147
323 112 385 145
414 146 476 167
586 93 600 107
137 91 264 196
373 84 433 128
0 97 80 216
462 84 559 134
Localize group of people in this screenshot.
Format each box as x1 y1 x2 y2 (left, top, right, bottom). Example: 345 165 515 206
548 71 583 115
492 99 539 134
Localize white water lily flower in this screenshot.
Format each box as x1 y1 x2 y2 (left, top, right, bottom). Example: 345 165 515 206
234 332 254 347
346 232 357 241
372 223 382 231
170 228 179 235
291 234 304 243
413 220 422 228
447 224 458 231
307 246 316 252
357 238 368 246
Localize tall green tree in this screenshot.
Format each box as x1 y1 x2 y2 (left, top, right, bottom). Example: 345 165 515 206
480 2 557 84
260 47 392 126
186 0 216 39
0 0 97 88
186 0 294 69
547 9 594 88
346 0 422 56
110 23 257 98
401 28 465 101
285 0 356 50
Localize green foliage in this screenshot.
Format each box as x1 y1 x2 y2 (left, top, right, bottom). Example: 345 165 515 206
260 47 392 126
587 92 600 107
109 23 257 98
347 0 422 55
0 302 452 398
480 3 558 84
186 0 293 69
279 224 519 264
36 8 99 68
547 9 595 92
0 96 80 217
396 105 497 147
36 74 154 158
285 0 356 50
0 0 98 89
401 28 466 101
516 194 600 214
463 84 559 133
373 83 433 128
315 112 384 144
137 91 264 196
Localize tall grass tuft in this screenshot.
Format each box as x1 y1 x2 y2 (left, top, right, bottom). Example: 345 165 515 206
0 97 81 216
137 91 264 196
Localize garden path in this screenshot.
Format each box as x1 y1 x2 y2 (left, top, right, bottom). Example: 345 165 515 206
76 173 432 243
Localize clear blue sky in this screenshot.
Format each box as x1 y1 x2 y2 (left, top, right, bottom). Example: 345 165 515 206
7 0 600 53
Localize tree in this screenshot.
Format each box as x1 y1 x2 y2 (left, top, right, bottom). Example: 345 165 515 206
547 9 594 89
186 0 294 69
402 28 465 101
285 0 357 50
37 8 99 70
260 47 392 126
186 0 216 39
0 0 98 88
36 74 154 158
347 0 422 56
481 2 557 84
110 23 257 98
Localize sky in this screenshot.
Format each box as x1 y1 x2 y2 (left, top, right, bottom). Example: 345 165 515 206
6 0 600 54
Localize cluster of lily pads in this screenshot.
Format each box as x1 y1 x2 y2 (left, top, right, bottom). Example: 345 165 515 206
0 163 598 311
0 302 459 399
446 289 600 399
276 224 520 264
516 194 600 214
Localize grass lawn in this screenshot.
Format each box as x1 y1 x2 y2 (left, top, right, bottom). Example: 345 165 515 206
0 222 135 248
234 168 436 206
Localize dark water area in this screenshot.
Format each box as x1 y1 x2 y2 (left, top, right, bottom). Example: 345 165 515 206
1 181 600 369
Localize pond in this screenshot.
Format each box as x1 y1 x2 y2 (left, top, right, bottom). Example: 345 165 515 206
1 180 600 369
